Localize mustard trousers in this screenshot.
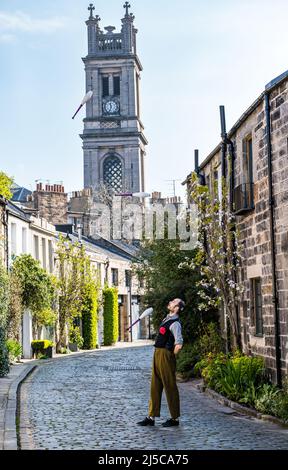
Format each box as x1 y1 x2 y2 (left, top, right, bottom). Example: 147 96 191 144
148 347 180 420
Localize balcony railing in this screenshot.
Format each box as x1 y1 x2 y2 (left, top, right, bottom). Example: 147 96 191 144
97 35 122 52
233 182 254 215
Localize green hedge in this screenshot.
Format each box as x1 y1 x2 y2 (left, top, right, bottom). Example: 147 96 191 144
82 282 98 349
31 340 54 351
103 287 118 346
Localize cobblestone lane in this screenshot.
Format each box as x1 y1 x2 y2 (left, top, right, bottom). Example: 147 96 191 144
20 345 288 450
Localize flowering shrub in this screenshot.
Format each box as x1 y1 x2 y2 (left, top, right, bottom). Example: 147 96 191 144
6 338 22 363
195 352 265 406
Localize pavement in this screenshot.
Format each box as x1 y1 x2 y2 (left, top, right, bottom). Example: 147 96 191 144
15 344 288 450
0 340 152 450
0 361 36 450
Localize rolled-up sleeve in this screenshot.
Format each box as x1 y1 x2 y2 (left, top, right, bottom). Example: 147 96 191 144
169 322 183 345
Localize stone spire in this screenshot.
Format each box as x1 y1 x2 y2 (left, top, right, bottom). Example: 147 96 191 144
86 4 102 55
121 2 135 52
88 3 95 20
123 2 131 17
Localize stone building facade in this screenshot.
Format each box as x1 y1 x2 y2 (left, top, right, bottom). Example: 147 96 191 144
184 70 288 383
80 3 148 194
56 227 148 343
24 183 68 225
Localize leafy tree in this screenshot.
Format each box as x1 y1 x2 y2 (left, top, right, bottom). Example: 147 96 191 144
133 238 218 344
0 262 9 376
12 254 56 339
0 171 13 200
6 270 23 342
55 236 87 351
188 170 244 350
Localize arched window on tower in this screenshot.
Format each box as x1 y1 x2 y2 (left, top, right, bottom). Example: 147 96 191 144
103 155 123 193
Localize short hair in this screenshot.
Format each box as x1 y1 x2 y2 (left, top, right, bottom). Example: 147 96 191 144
177 299 185 312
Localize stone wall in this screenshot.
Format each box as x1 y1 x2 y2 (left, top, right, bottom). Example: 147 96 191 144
198 77 288 382
26 185 68 226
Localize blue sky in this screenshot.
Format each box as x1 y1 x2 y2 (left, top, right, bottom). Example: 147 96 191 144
1 0 288 199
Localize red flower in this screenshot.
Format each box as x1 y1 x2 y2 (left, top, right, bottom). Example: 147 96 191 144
159 327 166 335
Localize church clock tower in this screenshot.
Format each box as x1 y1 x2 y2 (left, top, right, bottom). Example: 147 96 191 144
81 2 148 194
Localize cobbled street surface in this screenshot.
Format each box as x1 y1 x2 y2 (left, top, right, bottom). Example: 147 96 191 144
20 345 288 450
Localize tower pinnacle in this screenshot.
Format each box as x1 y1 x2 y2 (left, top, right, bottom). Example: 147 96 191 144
88 3 95 20
123 2 131 17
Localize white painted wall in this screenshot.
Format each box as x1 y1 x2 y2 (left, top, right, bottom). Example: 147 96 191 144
22 309 33 359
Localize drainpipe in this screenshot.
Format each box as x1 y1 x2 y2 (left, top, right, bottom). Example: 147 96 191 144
219 106 241 350
264 92 282 387
220 106 227 179
194 149 205 186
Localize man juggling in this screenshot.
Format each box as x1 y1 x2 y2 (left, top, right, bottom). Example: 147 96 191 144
137 298 185 428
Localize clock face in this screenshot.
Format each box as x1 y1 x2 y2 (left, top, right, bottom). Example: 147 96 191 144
103 100 119 114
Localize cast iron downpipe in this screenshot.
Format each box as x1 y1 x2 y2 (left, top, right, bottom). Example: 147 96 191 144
219 106 241 350
264 93 282 387
194 149 205 185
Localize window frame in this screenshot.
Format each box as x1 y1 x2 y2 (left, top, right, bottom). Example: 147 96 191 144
113 76 120 96
242 134 254 203
250 277 263 337
111 268 119 286
102 76 109 97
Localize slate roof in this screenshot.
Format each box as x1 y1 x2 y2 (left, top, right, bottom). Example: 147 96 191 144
11 184 32 203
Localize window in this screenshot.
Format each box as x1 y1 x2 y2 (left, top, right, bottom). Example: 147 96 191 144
48 240 53 273
125 270 131 287
96 263 102 284
103 155 123 193
243 136 253 186
33 235 39 260
136 74 140 116
113 76 120 96
42 238 46 270
22 227 27 253
233 136 254 214
111 268 119 286
138 274 144 288
102 76 109 97
250 278 263 336
241 135 254 207
205 174 210 190
11 223 17 255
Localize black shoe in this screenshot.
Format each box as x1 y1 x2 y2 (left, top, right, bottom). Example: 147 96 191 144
137 417 155 426
162 418 179 427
